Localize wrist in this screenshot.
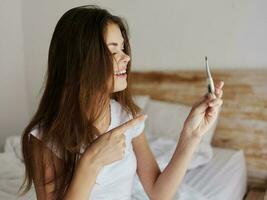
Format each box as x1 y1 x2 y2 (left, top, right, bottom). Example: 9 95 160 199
84 148 103 170
79 148 103 173
181 128 202 143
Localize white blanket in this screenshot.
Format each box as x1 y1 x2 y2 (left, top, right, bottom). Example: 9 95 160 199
0 151 207 200
0 136 210 200
0 152 35 200
132 174 207 200
131 137 209 200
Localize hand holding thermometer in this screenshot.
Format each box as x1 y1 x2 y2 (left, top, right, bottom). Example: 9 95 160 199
205 57 216 98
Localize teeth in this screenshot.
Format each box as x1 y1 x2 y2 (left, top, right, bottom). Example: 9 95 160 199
115 69 126 75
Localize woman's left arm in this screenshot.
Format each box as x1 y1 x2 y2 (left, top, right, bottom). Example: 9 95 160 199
132 81 224 200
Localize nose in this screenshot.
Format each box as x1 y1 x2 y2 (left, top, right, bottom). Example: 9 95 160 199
120 52 131 63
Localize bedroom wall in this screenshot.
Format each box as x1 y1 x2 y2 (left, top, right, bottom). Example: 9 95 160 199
0 0 30 150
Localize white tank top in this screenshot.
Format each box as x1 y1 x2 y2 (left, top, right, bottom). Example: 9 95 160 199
30 98 145 200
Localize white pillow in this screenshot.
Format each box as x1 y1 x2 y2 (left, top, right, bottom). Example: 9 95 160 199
4 136 23 161
144 99 220 169
148 137 213 170
144 99 218 144
133 95 150 110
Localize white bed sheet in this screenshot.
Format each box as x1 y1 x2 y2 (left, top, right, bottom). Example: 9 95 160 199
184 147 247 200
131 145 247 200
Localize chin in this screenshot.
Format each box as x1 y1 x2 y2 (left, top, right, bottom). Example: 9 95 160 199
113 84 127 93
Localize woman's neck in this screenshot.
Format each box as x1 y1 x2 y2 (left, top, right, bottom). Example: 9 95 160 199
93 100 111 134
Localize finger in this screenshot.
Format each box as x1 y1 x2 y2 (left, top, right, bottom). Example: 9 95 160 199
215 81 224 98
192 89 222 114
215 89 223 99
111 114 147 134
120 114 147 132
208 93 217 100
215 80 224 89
207 101 222 116
192 98 209 114
207 102 223 118
206 107 217 118
208 98 223 107
193 93 209 107
206 107 215 117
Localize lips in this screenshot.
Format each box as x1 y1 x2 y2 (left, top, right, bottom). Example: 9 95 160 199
114 70 126 75
114 67 127 74
115 73 127 78
114 66 128 78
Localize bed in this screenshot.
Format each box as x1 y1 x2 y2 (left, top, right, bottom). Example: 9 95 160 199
1 68 266 199
0 95 248 200
1 92 248 200
183 147 247 200
0 136 247 200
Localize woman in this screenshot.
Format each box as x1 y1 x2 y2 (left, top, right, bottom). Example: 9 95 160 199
20 5 224 200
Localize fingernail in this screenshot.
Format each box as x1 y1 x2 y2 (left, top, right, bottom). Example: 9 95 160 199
144 114 148 119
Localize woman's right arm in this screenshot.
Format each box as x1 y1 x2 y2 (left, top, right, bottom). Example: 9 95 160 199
31 114 147 199
63 148 102 200
64 114 148 200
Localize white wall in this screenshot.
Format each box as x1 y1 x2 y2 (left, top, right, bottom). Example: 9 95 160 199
0 0 29 150
1 0 267 149
93 0 267 69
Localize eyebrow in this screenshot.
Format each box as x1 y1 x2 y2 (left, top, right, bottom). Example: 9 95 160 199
107 40 124 47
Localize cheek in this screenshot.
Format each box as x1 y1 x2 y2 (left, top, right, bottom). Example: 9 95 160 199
112 54 124 68
113 55 119 66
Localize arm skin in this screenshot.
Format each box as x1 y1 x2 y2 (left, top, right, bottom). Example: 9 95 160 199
132 131 200 200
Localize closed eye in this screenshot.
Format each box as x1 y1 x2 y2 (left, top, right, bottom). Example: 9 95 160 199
112 48 125 55
108 40 125 55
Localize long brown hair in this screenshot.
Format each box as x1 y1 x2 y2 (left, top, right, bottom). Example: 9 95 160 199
20 5 141 198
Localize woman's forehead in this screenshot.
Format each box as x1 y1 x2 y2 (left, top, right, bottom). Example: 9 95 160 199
105 23 124 45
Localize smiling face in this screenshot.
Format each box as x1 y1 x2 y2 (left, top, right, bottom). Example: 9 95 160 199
105 23 131 93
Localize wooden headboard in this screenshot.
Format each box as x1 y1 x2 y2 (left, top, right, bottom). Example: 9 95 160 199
130 69 267 189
